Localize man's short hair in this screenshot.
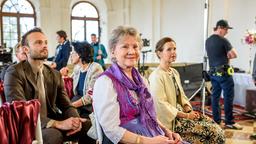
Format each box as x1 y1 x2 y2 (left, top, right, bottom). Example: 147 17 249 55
56 30 67 40
21 27 44 47
91 33 97 37
14 42 22 54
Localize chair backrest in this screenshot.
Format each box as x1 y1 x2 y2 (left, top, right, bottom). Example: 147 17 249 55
63 77 74 99
0 100 41 143
0 80 5 106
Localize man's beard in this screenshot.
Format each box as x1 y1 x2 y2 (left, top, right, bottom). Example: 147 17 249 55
30 54 48 60
33 56 47 60
30 51 48 60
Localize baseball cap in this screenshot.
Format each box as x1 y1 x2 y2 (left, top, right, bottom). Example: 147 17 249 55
216 19 233 29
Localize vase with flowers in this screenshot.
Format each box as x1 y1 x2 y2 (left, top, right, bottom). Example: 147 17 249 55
245 29 256 45
244 29 256 73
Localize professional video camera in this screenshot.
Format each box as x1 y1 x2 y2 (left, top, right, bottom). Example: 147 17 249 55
0 44 12 66
142 38 150 47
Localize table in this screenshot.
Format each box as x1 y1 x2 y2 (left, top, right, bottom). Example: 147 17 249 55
233 73 255 106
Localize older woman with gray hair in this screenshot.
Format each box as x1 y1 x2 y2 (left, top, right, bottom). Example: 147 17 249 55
93 26 189 144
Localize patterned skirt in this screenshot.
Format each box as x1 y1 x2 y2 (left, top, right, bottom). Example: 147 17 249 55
174 113 225 144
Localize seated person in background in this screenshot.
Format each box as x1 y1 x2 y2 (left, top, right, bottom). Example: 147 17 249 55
93 26 186 144
148 37 225 144
65 41 103 118
1 42 27 103
0 42 27 81
4 27 95 144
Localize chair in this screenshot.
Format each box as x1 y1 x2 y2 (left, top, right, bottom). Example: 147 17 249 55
0 80 43 143
0 80 5 106
63 77 74 99
0 99 42 143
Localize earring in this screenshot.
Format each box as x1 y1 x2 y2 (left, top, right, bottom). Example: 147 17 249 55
111 57 117 62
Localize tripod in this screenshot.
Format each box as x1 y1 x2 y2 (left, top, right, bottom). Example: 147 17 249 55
189 56 209 115
139 50 151 76
188 0 210 116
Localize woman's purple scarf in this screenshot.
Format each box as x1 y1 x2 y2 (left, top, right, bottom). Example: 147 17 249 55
102 63 162 134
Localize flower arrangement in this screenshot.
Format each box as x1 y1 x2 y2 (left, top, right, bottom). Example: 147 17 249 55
244 29 256 45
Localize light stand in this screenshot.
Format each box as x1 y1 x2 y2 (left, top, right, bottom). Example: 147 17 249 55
189 0 209 116
188 56 208 115
139 50 151 76
201 56 209 115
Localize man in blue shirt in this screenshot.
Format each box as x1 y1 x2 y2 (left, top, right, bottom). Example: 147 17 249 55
91 33 107 70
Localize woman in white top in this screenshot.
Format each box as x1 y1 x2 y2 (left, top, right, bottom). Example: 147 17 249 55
93 26 186 144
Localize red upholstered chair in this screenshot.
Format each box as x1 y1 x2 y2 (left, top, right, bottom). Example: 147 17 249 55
63 77 74 99
0 100 41 143
0 80 5 106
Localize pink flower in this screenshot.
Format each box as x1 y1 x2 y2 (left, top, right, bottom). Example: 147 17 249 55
244 30 256 45
245 34 254 44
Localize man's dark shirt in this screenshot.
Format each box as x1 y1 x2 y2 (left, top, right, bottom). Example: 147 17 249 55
206 34 232 67
54 40 72 71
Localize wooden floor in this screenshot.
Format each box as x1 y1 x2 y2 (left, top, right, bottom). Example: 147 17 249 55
190 95 256 143
224 119 256 144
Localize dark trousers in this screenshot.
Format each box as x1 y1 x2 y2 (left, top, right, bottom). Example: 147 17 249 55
42 120 95 144
102 131 114 144
210 75 235 125
71 95 92 118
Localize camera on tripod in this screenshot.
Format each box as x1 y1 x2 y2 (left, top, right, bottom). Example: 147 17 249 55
142 38 150 47
140 33 150 47
0 43 13 66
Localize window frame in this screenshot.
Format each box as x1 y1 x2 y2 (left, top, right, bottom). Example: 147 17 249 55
0 0 36 47
71 1 100 42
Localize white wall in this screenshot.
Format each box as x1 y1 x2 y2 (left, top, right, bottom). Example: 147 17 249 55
160 0 205 63
108 0 256 72
209 0 256 72
1 0 256 72
110 0 205 63
39 0 72 56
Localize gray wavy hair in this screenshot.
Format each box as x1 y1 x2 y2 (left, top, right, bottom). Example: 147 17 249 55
109 25 143 62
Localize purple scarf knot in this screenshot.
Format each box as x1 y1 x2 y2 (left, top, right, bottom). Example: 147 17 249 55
103 63 161 134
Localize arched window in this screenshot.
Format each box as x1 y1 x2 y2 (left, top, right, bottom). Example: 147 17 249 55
0 0 36 48
71 1 99 42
